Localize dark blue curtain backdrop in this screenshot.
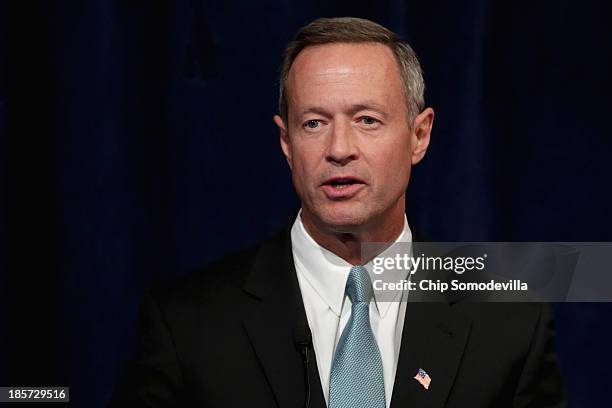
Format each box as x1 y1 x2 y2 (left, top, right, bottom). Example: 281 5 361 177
2 1 611 406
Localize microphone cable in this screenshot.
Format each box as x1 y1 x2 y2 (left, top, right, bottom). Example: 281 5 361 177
293 320 312 408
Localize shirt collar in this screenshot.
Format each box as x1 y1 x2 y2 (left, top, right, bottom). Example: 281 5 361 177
291 210 412 318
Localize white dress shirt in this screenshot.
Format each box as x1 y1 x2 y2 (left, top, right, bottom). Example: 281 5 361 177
291 211 411 407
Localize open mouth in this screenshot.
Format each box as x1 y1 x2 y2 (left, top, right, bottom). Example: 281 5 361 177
320 177 366 199
323 177 365 189
328 179 358 189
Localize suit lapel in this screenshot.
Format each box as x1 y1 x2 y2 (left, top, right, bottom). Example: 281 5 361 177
241 227 326 408
390 300 472 408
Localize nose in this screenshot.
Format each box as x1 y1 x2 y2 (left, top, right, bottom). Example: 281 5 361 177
326 119 358 166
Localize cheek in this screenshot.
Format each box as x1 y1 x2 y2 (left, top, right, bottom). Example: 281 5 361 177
291 144 322 178
289 148 318 195
375 139 412 176
368 145 412 197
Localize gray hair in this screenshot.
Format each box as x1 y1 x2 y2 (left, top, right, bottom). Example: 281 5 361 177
278 17 425 125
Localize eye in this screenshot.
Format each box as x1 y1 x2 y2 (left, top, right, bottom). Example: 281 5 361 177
304 119 321 129
359 116 380 126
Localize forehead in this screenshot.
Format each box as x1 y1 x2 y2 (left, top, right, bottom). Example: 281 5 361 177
287 42 404 111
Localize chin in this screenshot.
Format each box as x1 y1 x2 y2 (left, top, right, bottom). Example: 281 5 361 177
317 207 370 231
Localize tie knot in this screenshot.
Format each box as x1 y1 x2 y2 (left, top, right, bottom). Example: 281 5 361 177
346 265 373 303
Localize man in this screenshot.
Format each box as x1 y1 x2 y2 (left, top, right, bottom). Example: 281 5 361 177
110 17 565 407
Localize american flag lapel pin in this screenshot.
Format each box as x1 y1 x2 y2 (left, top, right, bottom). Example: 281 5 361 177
414 368 432 390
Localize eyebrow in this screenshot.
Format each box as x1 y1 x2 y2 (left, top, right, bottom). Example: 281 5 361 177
297 100 389 119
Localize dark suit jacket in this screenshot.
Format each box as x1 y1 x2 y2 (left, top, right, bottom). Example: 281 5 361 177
110 224 566 407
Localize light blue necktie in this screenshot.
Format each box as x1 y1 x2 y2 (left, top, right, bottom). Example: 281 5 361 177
328 265 386 408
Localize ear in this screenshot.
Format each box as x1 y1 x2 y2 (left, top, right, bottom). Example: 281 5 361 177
274 115 293 170
410 107 434 165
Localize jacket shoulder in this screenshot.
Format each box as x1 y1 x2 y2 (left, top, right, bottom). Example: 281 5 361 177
153 245 259 306
149 227 289 307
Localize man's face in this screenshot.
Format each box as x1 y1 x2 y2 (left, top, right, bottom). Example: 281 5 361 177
274 42 432 234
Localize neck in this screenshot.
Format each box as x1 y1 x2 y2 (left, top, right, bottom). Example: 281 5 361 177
300 202 405 265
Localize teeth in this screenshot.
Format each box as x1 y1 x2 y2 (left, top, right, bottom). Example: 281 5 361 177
332 184 349 189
